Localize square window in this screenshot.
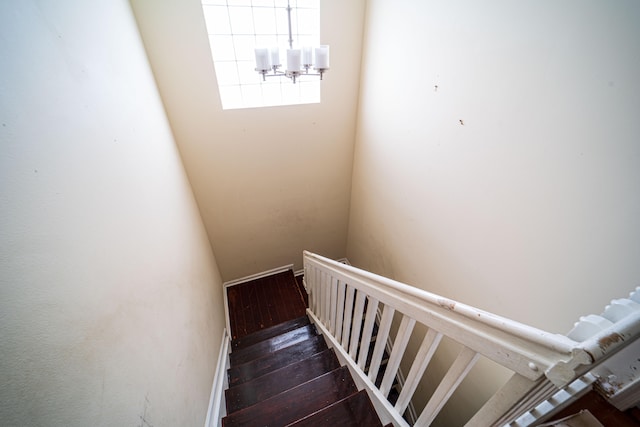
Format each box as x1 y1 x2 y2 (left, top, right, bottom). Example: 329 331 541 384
232 35 258 61
296 0 318 8
214 62 240 86
202 5 231 34
218 85 244 109
253 8 277 35
237 60 263 83
261 82 283 106
228 7 254 34
209 35 236 61
241 85 264 108
254 34 279 47
252 0 275 7
226 0 251 6
295 9 318 35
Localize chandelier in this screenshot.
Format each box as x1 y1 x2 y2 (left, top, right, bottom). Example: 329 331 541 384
254 1 329 84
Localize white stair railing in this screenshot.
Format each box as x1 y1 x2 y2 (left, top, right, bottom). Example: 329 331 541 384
510 286 640 426
303 251 640 426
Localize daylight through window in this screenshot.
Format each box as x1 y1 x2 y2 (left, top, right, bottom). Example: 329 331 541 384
201 0 320 110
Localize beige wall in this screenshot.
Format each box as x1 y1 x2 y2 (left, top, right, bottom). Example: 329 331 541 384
0 1 225 426
130 0 366 281
348 0 640 424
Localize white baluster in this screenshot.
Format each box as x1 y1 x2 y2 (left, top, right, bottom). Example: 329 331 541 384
329 276 339 335
322 273 331 327
395 328 443 413
335 280 346 343
349 291 367 360
342 285 355 350
380 315 416 397
357 296 379 370
415 346 480 427
312 267 320 314
368 304 395 383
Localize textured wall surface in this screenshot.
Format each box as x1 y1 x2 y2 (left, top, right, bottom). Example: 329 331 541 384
348 1 640 425
130 0 366 281
0 1 226 425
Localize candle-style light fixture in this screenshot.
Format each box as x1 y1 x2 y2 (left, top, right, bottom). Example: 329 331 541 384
254 1 329 84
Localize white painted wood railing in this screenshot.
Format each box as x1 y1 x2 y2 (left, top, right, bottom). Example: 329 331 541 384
303 251 640 426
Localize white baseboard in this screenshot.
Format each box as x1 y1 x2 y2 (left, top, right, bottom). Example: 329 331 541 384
223 264 294 288
204 329 230 427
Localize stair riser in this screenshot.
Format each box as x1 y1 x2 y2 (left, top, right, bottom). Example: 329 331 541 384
226 348 340 414
222 366 357 427
231 316 310 350
287 390 384 427
228 334 328 387
230 324 318 367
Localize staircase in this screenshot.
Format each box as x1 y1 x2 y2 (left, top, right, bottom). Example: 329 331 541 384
209 256 640 426
222 315 392 427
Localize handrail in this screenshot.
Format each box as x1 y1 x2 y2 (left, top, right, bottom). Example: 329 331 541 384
305 251 575 355
303 251 640 426
304 251 579 384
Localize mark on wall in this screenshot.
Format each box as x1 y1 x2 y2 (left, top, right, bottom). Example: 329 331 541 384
138 394 154 427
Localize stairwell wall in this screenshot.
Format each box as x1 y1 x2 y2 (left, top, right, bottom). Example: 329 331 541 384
0 1 225 426
347 1 640 425
130 0 366 281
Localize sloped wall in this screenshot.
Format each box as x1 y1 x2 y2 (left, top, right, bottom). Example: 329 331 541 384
348 1 640 424
130 0 366 281
0 1 225 425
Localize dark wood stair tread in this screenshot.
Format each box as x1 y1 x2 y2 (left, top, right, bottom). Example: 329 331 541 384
226 348 341 414
231 316 310 351
222 366 357 427
228 334 328 387
287 390 385 427
230 324 318 367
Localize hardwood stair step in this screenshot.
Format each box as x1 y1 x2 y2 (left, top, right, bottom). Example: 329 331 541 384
230 324 318 367
286 390 385 427
222 366 357 427
225 348 340 414
228 334 328 387
231 316 310 351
